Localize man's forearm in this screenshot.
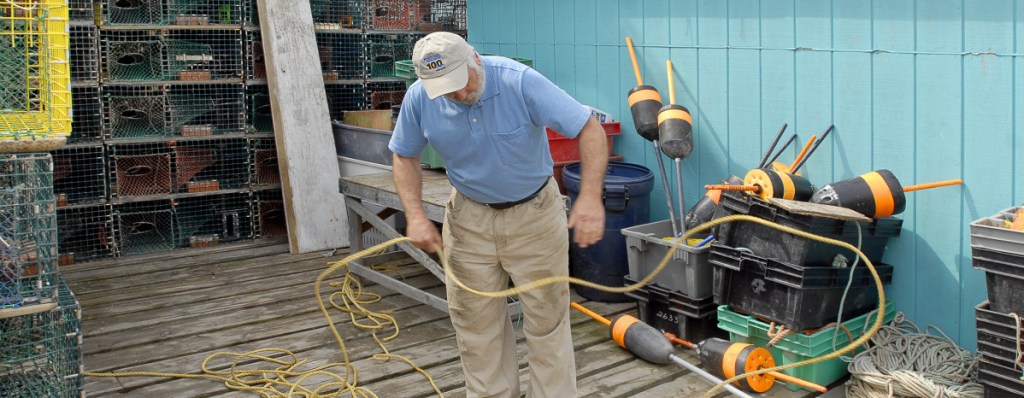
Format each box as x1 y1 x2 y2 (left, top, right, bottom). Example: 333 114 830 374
392 154 428 221
576 117 609 199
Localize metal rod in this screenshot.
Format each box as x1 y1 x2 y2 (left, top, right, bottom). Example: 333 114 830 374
653 141 680 237
675 158 685 236
791 124 834 173
764 133 798 167
668 354 756 398
757 123 788 169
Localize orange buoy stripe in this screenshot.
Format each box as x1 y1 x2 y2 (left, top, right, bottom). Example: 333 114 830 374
628 89 662 107
610 316 637 348
657 108 693 124
862 171 895 217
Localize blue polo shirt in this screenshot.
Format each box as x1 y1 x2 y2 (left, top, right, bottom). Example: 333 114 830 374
389 56 591 204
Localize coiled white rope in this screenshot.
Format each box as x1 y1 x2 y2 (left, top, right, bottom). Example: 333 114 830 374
1012 312 1023 380
845 313 984 398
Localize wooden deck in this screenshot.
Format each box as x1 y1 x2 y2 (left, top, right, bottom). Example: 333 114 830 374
62 238 827 397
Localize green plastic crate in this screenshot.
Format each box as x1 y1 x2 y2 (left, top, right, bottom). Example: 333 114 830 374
421 144 445 169
395 59 417 87
717 301 896 391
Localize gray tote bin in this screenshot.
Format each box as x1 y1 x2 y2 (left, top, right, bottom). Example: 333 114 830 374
622 219 714 300
970 207 1024 255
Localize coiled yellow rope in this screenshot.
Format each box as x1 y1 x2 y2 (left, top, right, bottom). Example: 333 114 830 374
86 241 445 398
85 213 886 397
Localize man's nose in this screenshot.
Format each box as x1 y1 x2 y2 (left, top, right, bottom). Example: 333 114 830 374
450 88 467 100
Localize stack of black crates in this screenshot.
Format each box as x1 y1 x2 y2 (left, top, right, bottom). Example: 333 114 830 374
970 207 1024 398
621 189 903 391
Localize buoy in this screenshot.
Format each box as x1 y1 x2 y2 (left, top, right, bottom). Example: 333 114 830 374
696 338 776 393
810 169 963 218
685 175 743 230
742 168 815 201
658 60 693 235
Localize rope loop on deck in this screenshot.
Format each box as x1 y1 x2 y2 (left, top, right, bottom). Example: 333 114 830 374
845 313 984 398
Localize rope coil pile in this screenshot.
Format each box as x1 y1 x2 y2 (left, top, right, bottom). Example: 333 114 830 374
845 312 984 398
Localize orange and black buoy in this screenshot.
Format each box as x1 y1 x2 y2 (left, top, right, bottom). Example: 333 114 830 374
810 169 963 218
696 338 776 393
658 60 694 234
626 37 679 236
742 168 815 201
686 175 743 230
695 338 828 393
626 37 663 142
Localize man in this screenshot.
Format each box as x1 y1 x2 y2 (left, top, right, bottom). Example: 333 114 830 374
388 31 608 397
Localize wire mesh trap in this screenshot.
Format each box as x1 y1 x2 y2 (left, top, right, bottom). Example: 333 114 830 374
104 83 245 139
249 136 278 185
56 204 113 264
113 199 174 255
0 154 58 309
69 85 103 144
0 279 83 398
51 145 106 206
367 80 405 111
310 0 363 28
245 83 273 133
109 143 173 197
173 191 253 246
70 25 99 84
254 188 285 237
324 83 366 121
104 0 243 26
101 28 243 82
366 33 418 79
315 31 364 81
0 0 72 144
174 138 249 191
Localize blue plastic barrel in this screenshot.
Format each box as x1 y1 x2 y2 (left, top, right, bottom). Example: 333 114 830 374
563 162 654 302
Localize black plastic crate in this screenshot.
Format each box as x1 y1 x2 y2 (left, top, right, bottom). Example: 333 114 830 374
624 276 724 343
712 191 903 268
710 243 894 331
975 301 1023 342
972 247 1024 315
978 358 1024 398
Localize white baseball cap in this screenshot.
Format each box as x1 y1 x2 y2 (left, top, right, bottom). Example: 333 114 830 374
412 32 473 99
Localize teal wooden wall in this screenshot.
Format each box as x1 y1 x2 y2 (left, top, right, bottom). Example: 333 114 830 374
467 0 1024 350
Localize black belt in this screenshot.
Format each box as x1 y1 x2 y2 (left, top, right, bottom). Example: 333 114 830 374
482 179 549 210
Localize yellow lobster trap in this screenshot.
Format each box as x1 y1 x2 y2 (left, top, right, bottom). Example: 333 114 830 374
0 0 70 152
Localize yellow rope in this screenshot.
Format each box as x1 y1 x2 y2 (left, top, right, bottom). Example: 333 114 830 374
86 239 445 398
85 213 886 397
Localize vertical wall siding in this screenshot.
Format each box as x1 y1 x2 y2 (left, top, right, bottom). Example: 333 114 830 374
468 0 1024 350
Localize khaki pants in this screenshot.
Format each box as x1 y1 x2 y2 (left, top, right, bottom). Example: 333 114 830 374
442 177 576 398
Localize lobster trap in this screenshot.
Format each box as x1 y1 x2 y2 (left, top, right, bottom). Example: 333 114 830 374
0 278 83 398
109 142 173 197
315 31 365 81
0 0 71 146
52 145 107 206
103 83 245 139
70 0 100 22
173 191 253 247
101 28 244 82
254 188 285 237
245 83 272 133
310 0 363 28
113 199 174 255
366 0 464 31
56 204 114 264
69 85 103 143
367 80 405 110
324 83 366 121
0 154 58 309
70 25 99 84
174 138 249 191
243 29 265 80
249 136 278 186
104 0 243 26
366 33 418 79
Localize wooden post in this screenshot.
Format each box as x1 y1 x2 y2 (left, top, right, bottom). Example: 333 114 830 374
256 0 349 253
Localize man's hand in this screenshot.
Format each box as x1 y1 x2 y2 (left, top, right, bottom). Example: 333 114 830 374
406 215 443 253
567 194 605 247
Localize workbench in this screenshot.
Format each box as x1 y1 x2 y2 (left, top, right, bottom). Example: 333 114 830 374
338 170 519 316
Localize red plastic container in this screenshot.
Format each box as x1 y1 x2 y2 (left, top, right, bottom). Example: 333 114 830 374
547 122 620 162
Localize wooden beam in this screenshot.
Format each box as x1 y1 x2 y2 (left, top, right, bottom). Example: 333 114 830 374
256 0 349 253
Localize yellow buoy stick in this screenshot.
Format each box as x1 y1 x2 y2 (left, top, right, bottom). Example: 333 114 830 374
666 60 676 105
626 37 644 86
903 179 963 192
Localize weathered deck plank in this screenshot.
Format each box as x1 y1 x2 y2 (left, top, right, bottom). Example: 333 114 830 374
62 241 826 398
